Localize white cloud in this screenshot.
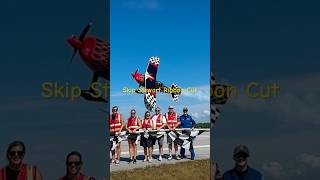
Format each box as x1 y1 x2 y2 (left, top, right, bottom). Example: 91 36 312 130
299 153 320 168
262 161 287 180
122 0 161 10
203 110 210 116
192 112 199 119
181 85 210 102
228 73 320 125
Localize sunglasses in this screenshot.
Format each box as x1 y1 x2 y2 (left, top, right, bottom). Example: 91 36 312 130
9 151 24 157
66 161 81 166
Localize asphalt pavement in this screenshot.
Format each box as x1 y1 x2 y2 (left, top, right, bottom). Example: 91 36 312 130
110 132 210 172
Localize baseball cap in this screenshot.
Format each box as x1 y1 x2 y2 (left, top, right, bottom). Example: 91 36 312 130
168 105 174 109
233 145 250 159
183 107 188 111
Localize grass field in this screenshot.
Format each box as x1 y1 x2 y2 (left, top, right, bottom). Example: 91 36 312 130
110 159 210 180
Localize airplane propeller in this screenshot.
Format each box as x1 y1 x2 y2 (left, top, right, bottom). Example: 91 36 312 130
69 22 92 63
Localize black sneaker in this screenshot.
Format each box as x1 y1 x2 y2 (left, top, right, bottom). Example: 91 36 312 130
128 159 133 164
133 159 137 164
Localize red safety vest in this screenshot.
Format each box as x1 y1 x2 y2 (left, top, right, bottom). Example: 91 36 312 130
0 164 37 180
127 117 139 131
165 112 178 128
152 114 164 129
142 118 153 129
109 113 122 132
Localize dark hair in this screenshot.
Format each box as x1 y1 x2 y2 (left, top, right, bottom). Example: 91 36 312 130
65 151 82 164
65 151 82 176
144 111 151 118
112 106 118 111
7 141 26 160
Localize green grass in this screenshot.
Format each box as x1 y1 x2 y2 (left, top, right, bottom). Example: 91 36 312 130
111 159 210 180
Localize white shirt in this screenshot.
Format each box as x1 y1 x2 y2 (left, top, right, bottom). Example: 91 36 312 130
151 114 167 129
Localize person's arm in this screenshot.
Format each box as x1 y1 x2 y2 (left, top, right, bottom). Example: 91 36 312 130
158 116 166 130
191 116 196 129
35 167 43 180
137 118 142 132
174 115 181 129
119 114 124 132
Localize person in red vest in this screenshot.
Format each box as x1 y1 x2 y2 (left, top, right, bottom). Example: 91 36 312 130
109 106 124 165
0 141 43 180
140 111 154 162
126 109 142 164
59 151 95 180
151 107 167 161
165 105 181 160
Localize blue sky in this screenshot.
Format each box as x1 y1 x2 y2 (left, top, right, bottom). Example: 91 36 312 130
110 0 211 121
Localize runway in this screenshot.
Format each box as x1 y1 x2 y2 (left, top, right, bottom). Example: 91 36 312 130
110 132 210 172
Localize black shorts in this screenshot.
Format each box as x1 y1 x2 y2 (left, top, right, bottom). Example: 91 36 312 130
127 133 138 141
140 136 153 148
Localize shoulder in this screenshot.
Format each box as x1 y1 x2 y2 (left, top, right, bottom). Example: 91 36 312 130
0 166 6 173
222 168 235 178
248 167 263 177
58 176 67 180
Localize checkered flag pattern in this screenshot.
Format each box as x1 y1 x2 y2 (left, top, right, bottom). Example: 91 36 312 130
211 72 230 126
211 105 221 126
144 92 157 111
211 73 231 105
171 83 180 102
149 56 160 65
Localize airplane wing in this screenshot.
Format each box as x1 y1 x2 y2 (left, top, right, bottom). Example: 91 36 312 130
144 56 160 111
211 73 231 105
92 38 109 81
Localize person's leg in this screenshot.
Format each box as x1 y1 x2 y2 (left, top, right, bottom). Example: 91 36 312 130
133 143 137 159
144 147 148 161
190 139 195 160
158 136 164 161
111 150 115 163
128 141 133 163
128 141 131 158
180 147 185 158
168 143 172 157
116 142 121 161
148 146 153 162
174 143 180 160
167 135 173 159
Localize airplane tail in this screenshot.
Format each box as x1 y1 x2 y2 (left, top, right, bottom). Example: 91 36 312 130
171 83 181 102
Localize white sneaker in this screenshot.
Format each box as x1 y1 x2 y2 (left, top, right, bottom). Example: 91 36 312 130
143 158 147 162
158 156 162 161
168 155 172 160
176 155 181 160
148 158 152 163
115 160 120 165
